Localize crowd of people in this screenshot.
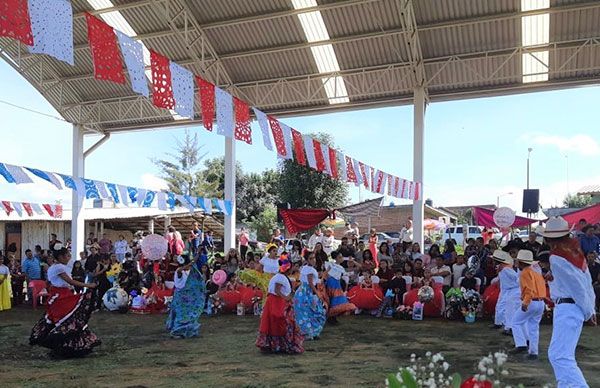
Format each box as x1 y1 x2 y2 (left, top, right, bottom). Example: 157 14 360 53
0 216 598 387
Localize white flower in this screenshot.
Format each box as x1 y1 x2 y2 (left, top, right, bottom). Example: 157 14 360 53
426 351 432 357
494 381 501 386
442 362 450 371
432 353 444 363
501 370 509 376
438 374 444 379
428 363 434 369
411 353 416 359
478 363 487 373
421 366 426 371
487 369 494 375
430 372 435 377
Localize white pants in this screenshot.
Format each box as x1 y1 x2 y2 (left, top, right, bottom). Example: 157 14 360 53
494 292 507 326
549 303 589 388
511 300 544 354
503 289 521 330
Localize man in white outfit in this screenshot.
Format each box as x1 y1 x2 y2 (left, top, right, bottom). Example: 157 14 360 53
492 250 520 335
542 217 596 387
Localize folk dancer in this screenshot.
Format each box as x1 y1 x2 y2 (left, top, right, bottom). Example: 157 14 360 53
542 217 596 387
491 250 520 335
509 250 546 360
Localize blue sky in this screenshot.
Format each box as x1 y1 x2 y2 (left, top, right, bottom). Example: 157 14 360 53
0 58 599 215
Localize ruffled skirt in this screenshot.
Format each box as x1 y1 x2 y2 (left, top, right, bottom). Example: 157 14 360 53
326 277 356 317
293 282 326 339
30 287 100 358
256 294 304 354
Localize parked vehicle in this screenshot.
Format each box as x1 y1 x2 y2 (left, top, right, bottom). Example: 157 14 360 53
359 232 399 245
443 225 483 246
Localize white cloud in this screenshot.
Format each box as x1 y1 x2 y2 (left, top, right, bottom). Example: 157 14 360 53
140 173 168 191
525 133 600 156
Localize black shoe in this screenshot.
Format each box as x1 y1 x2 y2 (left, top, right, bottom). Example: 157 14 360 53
509 346 528 355
489 324 502 329
327 316 339 325
501 329 512 336
525 354 539 361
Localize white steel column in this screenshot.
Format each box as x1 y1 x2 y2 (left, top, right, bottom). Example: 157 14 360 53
224 137 236 251
148 219 155 234
412 87 425 248
71 125 85 257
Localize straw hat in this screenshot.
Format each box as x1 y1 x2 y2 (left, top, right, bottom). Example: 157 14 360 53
516 249 534 264
540 216 571 239
492 249 512 265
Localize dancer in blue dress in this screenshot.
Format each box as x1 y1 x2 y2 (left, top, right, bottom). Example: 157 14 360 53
294 253 326 340
166 254 206 338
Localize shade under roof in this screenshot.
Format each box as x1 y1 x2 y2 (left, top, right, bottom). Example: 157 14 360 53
0 0 599 133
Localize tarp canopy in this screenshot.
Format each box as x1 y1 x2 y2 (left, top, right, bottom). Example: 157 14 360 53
560 203 600 227
473 207 538 228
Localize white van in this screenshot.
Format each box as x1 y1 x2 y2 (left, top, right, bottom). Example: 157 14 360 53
443 225 483 246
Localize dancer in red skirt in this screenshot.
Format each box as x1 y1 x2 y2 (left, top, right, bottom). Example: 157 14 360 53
30 245 100 358
256 255 304 354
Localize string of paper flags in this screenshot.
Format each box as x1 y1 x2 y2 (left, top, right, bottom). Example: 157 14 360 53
0 162 233 216
0 1 423 201
1 199 63 219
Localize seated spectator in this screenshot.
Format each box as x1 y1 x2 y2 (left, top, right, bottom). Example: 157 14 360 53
452 255 467 288
409 242 423 261
587 251 600 311
376 265 407 317
376 259 394 291
442 239 457 266
412 258 425 279
430 256 452 292
401 260 414 278
459 270 478 291
378 242 393 266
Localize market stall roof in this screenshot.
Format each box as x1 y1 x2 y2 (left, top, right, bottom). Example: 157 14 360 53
1 0 599 133
0 206 225 236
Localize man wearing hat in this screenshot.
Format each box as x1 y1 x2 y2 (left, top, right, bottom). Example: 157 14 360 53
492 250 520 334
543 216 596 387
509 250 546 360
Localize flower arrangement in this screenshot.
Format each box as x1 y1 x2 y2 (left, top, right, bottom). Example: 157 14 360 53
206 294 224 316
461 290 482 322
251 295 262 316
395 304 413 320
444 288 464 321
386 351 528 388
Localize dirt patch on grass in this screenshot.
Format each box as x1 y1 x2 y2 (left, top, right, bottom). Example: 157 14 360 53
1 307 599 387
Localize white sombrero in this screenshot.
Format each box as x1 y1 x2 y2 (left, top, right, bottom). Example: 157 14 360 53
516 249 534 264
492 249 513 265
540 216 571 239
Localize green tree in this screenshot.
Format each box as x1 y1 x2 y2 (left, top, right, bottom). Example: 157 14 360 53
201 156 244 199
153 129 218 196
563 194 592 208
238 169 281 221
278 132 348 209
246 204 278 242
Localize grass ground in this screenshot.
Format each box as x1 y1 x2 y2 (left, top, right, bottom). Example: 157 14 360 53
0 307 599 387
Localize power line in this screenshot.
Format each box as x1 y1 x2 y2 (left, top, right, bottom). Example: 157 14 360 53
0 98 66 122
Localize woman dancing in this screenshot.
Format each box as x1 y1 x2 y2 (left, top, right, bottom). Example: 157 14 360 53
325 251 357 324
166 254 206 338
256 255 304 354
30 245 100 358
238 244 279 301
294 253 326 340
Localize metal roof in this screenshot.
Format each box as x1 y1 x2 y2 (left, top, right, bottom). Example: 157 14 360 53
577 185 600 195
1 0 599 133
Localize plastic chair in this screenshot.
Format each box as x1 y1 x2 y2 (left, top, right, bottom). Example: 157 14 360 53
402 276 413 289
28 280 48 309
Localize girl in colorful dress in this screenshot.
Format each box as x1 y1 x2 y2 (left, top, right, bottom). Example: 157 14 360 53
325 251 356 323
294 254 326 340
166 254 206 338
368 229 379 268
30 245 100 358
256 256 303 353
0 256 12 311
